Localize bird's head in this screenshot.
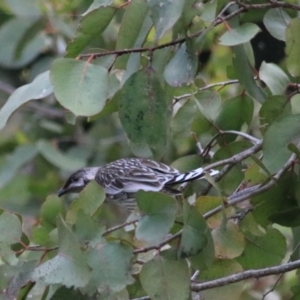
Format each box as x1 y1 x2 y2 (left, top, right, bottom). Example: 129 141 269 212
57 167 99 197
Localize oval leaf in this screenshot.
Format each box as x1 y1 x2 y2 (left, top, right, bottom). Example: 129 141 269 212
262 114 300 173
286 18 300 77
118 69 171 153
0 71 53 129
50 58 109 116
140 257 190 300
148 0 185 40
259 62 290 95
219 23 260 46
164 43 198 87
263 8 291 41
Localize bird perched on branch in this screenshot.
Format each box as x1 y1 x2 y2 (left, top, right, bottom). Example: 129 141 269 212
57 158 219 210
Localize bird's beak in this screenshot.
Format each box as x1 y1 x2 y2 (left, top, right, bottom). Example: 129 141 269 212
57 188 67 197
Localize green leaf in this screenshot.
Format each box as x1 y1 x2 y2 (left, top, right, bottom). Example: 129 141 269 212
67 181 105 223
171 99 196 137
0 145 38 189
118 69 171 153
219 23 260 46
259 95 291 131
0 211 22 264
269 207 300 227
194 90 221 121
215 94 254 143
37 140 86 171
251 174 296 228
4 0 42 16
212 221 245 259
236 228 286 269
286 18 300 77
0 71 53 129
148 0 185 40
72 212 105 248
179 203 213 266
164 43 198 86
198 259 243 300
140 257 190 300
83 0 113 15
263 8 291 42
66 6 116 58
50 58 109 116
232 45 267 103
262 114 300 173
114 0 150 69
136 191 177 244
259 62 290 95
40 195 65 228
83 242 134 296
0 17 47 68
32 217 91 288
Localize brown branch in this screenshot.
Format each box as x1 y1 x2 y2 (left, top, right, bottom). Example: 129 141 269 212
191 259 300 292
203 152 296 219
102 218 139 236
79 1 300 61
133 230 182 254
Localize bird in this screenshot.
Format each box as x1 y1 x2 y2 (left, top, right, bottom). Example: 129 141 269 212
57 158 219 210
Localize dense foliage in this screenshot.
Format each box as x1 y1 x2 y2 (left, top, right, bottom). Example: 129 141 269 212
0 0 300 299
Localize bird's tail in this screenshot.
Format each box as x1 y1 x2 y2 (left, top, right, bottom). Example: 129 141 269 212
167 167 219 185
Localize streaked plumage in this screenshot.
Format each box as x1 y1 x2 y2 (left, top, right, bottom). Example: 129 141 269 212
57 158 219 210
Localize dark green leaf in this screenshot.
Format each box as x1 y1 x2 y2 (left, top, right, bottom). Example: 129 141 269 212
114 0 150 69
236 228 286 269
251 174 295 228
286 18 300 77
269 207 300 227
179 203 212 260
66 6 116 58
232 45 267 103
40 195 65 228
259 95 291 131
67 180 105 222
215 94 254 143
118 69 171 154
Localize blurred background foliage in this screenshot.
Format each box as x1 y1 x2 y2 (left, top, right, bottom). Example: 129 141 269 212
0 0 287 216
1 0 300 299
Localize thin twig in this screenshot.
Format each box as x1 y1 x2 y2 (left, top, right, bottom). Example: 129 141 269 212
102 219 139 236
133 230 182 254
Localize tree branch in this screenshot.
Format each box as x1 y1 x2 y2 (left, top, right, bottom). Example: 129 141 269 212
191 259 300 292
